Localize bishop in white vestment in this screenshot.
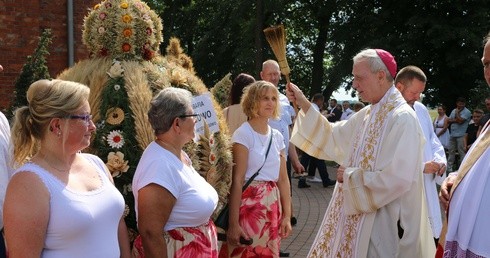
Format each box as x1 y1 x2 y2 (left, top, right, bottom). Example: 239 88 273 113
287 49 435 257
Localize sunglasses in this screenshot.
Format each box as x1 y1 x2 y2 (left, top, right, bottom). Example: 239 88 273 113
179 113 200 118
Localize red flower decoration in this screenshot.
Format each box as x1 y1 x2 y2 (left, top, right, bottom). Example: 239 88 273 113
143 49 154 60
99 48 108 56
122 43 131 52
146 27 152 36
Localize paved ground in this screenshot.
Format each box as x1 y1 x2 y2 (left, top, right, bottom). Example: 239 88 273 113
280 168 336 257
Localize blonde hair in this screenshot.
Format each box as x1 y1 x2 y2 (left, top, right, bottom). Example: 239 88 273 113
241 80 280 119
11 79 90 165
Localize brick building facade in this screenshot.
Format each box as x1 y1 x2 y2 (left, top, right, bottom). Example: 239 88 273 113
0 0 99 110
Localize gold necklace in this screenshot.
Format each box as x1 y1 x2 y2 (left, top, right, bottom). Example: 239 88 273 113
38 151 72 173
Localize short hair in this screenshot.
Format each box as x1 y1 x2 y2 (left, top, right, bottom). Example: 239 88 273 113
241 81 280 119
456 97 466 103
229 73 255 105
353 49 394 82
11 79 90 165
394 66 427 85
473 109 484 115
148 87 193 135
438 104 447 111
354 102 365 111
262 59 279 71
483 31 490 46
329 98 337 104
311 93 324 103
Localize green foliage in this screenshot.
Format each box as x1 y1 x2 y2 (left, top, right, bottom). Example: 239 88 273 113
8 29 52 119
91 63 140 231
323 0 490 111
145 0 490 109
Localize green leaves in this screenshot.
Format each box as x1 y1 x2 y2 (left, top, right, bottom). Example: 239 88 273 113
146 0 490 109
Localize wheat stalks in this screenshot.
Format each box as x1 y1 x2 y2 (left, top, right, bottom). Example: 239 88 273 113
263 24 297 111
263 24 291 83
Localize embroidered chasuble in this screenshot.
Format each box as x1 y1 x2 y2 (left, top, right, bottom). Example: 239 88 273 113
291 86 435 257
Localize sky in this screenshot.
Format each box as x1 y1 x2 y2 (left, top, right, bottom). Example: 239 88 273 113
331 88 358 102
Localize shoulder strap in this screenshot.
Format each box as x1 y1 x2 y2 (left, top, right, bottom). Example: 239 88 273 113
242 132 273 191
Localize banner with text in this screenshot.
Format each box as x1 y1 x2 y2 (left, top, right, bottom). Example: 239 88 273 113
192 92 220 141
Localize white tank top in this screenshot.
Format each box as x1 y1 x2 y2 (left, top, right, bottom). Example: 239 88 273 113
15 154 125 258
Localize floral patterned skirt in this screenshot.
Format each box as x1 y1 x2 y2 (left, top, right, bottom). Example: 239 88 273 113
219 181 282 258
132 219 218 258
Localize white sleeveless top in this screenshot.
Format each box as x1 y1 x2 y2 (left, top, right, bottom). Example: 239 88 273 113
14 154 125 258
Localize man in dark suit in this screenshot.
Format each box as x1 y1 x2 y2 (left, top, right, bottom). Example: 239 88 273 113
326 98 343 122
298 94 336 188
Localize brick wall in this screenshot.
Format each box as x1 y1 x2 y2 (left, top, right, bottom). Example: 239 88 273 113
0 0 99 110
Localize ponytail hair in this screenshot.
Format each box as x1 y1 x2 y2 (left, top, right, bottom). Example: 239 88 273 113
11 79 89 166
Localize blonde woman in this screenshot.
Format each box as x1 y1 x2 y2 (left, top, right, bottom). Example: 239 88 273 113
220 81 292 257
4 79 130 257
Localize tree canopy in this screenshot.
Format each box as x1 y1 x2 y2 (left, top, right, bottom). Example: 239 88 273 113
145 0 490 111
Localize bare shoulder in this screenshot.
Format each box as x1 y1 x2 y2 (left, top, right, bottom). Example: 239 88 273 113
7 171 50 202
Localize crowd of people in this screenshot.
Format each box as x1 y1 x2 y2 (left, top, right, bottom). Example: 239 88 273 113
0 31 490 258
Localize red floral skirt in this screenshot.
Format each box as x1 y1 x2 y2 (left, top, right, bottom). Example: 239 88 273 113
219 181 282 258
132 219 218 258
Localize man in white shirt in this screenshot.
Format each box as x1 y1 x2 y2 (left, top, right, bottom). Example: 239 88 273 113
340 101 354 120
395 65 447 245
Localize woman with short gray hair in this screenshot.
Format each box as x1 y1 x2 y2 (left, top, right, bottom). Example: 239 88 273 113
148 87 194 135
132 87 219 257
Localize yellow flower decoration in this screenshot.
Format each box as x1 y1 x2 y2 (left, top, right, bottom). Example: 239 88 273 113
123 28 132 37
94 4 100 10
106 107 125 125
122 14 132 23
106 151 130 178
82 0 163 61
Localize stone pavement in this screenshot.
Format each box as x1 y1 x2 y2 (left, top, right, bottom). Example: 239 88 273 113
280 169 336 257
